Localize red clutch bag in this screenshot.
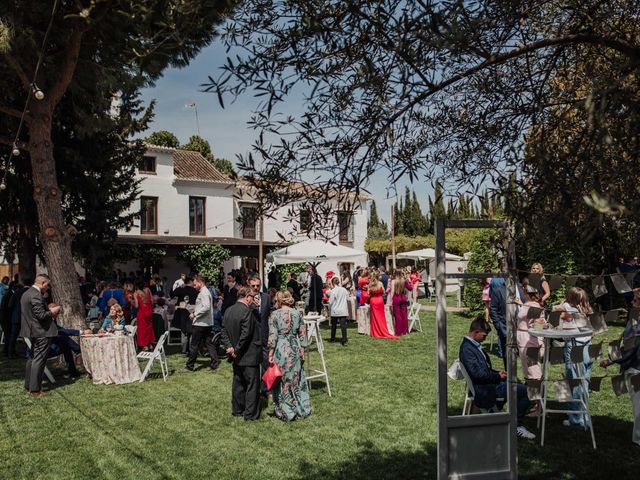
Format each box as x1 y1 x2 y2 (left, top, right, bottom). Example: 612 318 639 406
262 362 283 390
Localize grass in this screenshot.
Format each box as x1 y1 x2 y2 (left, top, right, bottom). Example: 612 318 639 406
0 308 637 480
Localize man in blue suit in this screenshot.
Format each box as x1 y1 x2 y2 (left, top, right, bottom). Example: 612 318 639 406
489 277 525 369
459 317 535 440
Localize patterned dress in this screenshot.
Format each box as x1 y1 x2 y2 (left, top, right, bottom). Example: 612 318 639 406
268 307 312 421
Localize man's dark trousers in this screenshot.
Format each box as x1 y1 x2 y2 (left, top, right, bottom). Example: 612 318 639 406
187 325 219 370
232 364 260 420
25 337 51 392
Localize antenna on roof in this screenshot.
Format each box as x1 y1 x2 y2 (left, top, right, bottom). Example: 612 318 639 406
185 102 200 136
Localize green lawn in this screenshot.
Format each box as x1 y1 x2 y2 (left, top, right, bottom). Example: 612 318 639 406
0 310 637 480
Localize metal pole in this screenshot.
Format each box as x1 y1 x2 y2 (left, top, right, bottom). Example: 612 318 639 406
391 204 397 269
194 104 201 136
505 225 518 478
435 217 448 479
259 215 264 287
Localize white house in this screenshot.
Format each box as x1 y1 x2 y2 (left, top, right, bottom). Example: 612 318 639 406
115 144 370 282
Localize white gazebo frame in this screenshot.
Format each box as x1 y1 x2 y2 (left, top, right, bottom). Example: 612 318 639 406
435 218 518 480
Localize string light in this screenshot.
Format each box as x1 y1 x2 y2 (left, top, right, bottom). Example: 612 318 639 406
31 83 45 101
1 0 59 177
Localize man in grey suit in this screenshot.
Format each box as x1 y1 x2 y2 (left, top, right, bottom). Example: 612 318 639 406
20 274 60 396
221 286 262 420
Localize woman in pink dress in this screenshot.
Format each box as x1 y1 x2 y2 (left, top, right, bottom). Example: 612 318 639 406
482 276 491 322
408 267 422 303
132 280 156 350
391 270 413 336
368 274 398 340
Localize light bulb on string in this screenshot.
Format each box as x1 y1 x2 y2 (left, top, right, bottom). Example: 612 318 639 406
11 144 20 156
0 181 6 191
31 83 45 101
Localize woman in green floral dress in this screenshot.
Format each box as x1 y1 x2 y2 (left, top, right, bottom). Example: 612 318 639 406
268 290 312 421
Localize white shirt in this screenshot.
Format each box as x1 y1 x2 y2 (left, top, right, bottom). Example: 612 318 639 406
193 287 213 327
328 285 349 317
172 278 185 292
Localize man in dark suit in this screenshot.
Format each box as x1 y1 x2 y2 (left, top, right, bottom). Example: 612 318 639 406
459 317 534 439
286 273 301 302
248 275 273 389
20 274 61 396
221 272 239 315
221 286 261 420
306 264 323 314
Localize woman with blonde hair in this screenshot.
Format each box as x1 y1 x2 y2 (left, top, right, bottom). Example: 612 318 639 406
99 304 125 332
559 287 593 428
268 290 312 421
530 263 551 305
391 270 413 336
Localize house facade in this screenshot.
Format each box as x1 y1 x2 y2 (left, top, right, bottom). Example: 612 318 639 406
115 145 370 282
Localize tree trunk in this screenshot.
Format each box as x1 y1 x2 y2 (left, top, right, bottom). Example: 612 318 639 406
17 226 37 283
28 106 85 330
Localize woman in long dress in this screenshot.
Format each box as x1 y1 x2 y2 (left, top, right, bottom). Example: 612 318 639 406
132 280 156 350
368 273 398 340
268 290 312 421
391 270 413 336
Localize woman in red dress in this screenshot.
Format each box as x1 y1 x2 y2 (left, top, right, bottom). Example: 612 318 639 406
358 270 370 306
368 274 398 340
132 280 156 350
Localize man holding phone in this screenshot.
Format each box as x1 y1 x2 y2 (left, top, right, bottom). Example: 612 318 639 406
20 274 60 396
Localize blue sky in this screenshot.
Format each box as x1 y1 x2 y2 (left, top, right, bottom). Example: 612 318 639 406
139 43 434 223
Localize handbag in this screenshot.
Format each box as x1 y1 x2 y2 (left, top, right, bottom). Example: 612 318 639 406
262 361 283 391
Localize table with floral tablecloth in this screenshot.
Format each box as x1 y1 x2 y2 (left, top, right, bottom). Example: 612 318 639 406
80 334 141 385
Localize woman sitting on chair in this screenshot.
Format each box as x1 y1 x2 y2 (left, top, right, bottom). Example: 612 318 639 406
99 304 125 332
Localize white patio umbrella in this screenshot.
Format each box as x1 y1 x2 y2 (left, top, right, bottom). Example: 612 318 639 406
269 239 368 265
395 248 463 261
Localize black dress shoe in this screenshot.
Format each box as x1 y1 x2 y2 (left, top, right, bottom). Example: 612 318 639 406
341 339 348 346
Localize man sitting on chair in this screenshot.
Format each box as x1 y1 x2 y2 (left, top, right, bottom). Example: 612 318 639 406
459 317 535 440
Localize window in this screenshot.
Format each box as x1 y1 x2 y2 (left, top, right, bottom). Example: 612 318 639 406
242 207 257 239
299 209 311 233
338 211 353 242
138 155 156 173
140 197 157 234
189 197 206 235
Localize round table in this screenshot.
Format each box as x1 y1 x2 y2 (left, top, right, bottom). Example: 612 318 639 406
80 334 142 385
529 327 596 448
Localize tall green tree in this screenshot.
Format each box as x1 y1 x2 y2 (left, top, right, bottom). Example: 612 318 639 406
367 200 389 240
0 1 236 328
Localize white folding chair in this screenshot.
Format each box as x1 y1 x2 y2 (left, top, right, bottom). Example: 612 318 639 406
125 325 137 345
408 303 422 333
459 362 501 414
137 331 169 382
23 337 56 384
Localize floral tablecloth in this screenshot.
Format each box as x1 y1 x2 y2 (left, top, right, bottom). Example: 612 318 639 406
80 335 141 385
356 305 395 336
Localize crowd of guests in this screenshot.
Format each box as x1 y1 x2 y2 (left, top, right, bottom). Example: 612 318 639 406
463 260 640 446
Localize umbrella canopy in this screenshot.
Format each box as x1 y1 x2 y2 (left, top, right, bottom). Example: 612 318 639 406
395 248 463 261
270 239 368 265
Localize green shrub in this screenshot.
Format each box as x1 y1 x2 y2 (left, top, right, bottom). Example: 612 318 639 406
463 230 500 316
177 244 231 282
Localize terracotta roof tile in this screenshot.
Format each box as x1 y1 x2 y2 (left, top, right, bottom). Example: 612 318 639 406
173 149 233 184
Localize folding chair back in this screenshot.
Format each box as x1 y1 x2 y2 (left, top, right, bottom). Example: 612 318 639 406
137 331 169 382
408 303 422 333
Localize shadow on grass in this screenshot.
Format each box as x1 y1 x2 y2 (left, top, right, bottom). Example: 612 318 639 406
518 414 640 479
296 440 438 480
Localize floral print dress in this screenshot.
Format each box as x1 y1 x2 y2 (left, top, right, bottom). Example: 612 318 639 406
268 307 312 421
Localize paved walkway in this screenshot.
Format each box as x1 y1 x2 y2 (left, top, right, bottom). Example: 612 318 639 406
420 304 469 313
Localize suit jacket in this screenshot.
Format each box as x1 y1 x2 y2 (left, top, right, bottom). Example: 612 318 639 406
308 274 324 312
221 284 238 315
459 337 502 409
253 292 273 348
19 286 58 338
222 301 261 366
489 278 506 326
